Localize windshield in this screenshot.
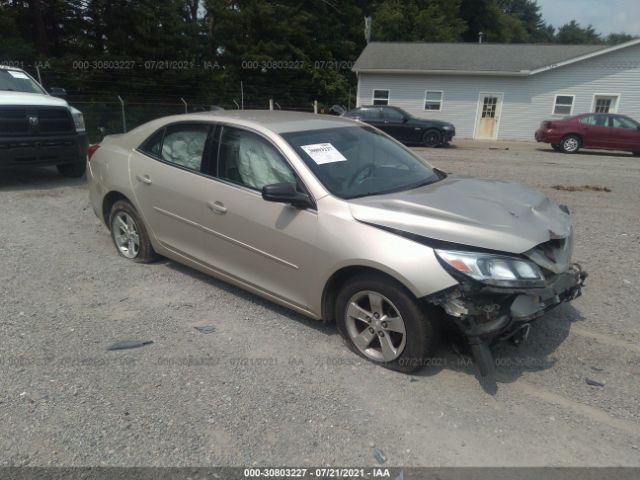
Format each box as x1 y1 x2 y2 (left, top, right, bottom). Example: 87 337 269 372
0 69 46 94
282 126 440 199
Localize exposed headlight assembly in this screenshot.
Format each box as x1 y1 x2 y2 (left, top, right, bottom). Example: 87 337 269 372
435 250 545 288
70 107 86 132
442 125 454 130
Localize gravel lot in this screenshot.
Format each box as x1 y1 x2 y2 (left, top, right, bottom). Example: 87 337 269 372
1 139 639 467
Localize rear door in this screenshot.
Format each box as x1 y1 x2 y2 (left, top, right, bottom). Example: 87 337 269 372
129 122 216 261
198 125 319 310
579 114 612 148
361 107 385 131
381 107 409 142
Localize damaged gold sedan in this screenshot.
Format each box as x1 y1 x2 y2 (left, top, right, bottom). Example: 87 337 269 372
88 111 585 378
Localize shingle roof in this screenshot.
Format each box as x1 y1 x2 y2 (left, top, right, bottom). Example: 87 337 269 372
352 42 612 74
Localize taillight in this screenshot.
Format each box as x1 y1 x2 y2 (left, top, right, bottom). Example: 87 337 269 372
87 144 100 160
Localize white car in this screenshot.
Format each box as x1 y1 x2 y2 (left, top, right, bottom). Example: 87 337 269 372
0 65 87 177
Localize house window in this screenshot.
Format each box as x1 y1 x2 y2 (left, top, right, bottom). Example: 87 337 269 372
553 95 575 115
372 90 389 106
592 94 619 113
424 91 443 111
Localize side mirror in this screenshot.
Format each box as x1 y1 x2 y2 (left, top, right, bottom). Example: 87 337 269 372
262 183 313 210
402 116 409 123
49 87 67 98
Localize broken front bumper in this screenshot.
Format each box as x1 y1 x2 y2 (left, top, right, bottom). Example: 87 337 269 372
429 263 587 375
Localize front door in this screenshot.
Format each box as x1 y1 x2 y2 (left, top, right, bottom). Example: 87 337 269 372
475 94 503 140
199 125 318 310
609 115 640 151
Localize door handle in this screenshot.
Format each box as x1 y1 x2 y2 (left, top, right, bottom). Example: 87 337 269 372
136 175 152 185
207 201 227 215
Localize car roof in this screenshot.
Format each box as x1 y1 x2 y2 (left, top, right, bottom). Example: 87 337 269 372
175 110 361 134
356 105 399 109
0 65 24 72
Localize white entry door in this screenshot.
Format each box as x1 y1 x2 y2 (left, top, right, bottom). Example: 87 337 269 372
474 93 503 140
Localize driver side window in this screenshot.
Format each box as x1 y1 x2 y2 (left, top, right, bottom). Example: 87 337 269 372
217 126 297 191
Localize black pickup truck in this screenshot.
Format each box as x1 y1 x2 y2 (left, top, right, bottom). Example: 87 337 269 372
0 66 88 177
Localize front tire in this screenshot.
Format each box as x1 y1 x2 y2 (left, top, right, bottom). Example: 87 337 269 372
57 161 86 178
551 144 562 152
559 135 581 154
108 200 156 263
422 129 442 148
335 274 439 373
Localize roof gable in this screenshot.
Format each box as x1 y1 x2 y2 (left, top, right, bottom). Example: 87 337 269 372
353 40 640 76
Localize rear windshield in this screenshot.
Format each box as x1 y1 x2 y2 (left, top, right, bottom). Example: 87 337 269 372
0 69 46 94
282 125 440 199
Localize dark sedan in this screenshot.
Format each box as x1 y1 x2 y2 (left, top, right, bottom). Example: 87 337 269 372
535 113 640 155
343 106 455 147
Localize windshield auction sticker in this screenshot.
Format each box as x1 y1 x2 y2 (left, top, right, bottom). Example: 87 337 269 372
7 70 30 79
300 143 347 165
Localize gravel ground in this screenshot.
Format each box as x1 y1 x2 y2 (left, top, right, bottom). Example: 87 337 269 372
1 139 639 467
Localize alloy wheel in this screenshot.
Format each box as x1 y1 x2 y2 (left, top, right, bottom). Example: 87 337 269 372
563 137 579 152
112 212 140 259
344 290 407 362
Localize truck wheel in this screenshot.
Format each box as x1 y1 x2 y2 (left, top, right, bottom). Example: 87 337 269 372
57 162 86 178
559 135 581 154
422 129 442 148
108 200 157 263
335 274 439 373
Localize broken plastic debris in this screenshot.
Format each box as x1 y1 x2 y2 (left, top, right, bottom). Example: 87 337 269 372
194 325 216 334
373 448 387 464
585 378 605 387
107 340 153 351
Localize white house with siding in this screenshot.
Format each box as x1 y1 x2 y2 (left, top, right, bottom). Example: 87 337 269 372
352 40 640 140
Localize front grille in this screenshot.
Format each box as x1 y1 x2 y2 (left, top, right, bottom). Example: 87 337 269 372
0 108 29 134
0 106 74 136
37 108 74 133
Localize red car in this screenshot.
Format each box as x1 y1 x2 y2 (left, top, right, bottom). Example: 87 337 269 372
535 113 640 155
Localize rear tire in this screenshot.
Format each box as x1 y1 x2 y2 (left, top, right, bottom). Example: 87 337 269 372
335 274 439 373
57 161 86 178
422 129 442 148
551 144 562 152
559 135 581 154
108 200 157 263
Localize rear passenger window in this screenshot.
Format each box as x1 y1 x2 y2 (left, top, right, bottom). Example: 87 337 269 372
160 124 210 172
140 128 164 157
580 115 608 126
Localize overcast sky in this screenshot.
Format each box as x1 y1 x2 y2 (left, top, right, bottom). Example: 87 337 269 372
537 0 640 36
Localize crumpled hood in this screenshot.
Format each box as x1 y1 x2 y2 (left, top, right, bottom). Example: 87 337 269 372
348 176 571 254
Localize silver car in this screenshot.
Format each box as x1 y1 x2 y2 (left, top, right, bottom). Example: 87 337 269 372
88 111 586 375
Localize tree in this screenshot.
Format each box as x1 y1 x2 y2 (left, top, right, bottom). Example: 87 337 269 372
372 0 466 42
556 20 601 44
606 32 636 45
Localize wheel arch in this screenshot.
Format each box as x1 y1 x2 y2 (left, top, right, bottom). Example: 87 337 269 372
562 132 583 145
102 191 134 228
321 265 417 323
